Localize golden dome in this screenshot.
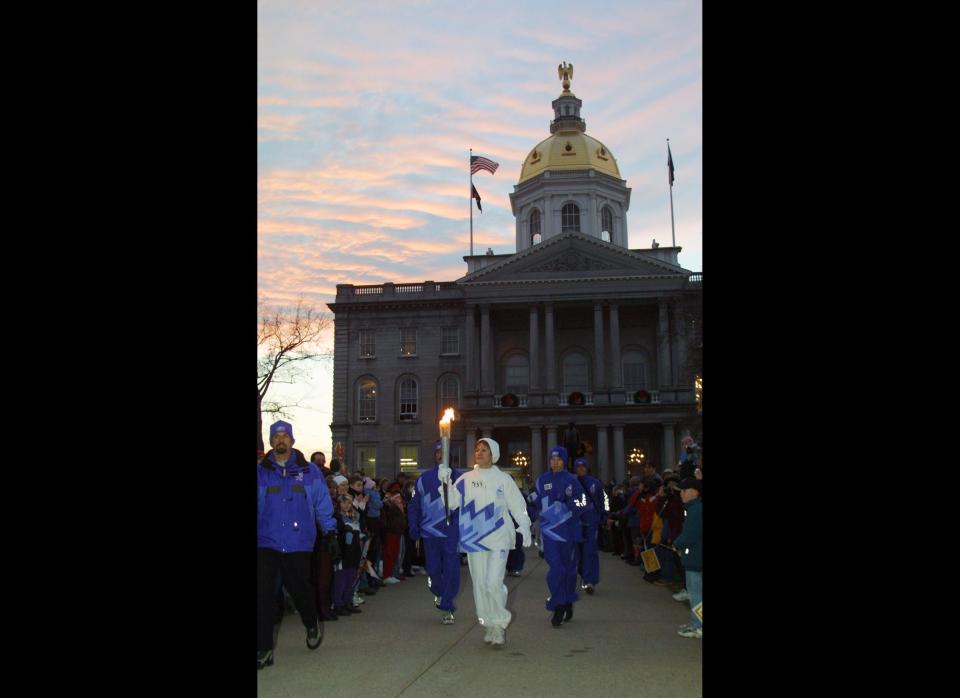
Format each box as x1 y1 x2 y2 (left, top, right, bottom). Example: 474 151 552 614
518 130 621 184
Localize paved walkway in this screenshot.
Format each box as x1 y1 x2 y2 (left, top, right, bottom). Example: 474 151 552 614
258 550 702 697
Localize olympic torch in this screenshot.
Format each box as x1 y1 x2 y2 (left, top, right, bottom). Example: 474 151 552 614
439 408 455 525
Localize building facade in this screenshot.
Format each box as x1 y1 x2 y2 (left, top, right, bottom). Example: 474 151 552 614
328 73 702 484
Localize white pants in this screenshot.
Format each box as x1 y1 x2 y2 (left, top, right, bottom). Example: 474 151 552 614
467 549 511 630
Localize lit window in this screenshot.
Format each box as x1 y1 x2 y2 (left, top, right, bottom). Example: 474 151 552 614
400 328 417 356
530 209 541 245
601 208 613 242
399 444 419 472
358 379 377 422
356 444 377 474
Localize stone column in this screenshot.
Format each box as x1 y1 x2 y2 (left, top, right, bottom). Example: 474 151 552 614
596 424 609 483
464 306 476 392
612 424 625 484
657 299 671 389
529 304 540 390
588 192 597 237
545 303 556 391
609 303 622 390
662 423 676 473
546 426 558 453
481 304 492 394
530 426 543 481
593 301 605 391
673 298 687 387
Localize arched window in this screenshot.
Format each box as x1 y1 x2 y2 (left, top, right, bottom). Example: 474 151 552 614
398 376 418 421
622 350 647 391
358 378 378 423
601 207 613 242
530 209 541 245
562 351 590 393
439 374 460 413
503 353 529 394
562 203 580 233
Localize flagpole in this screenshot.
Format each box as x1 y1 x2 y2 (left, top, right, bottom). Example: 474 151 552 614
469 148 474 257
668 139 676 247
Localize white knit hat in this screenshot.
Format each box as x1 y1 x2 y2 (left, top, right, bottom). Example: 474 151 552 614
477 437 500 464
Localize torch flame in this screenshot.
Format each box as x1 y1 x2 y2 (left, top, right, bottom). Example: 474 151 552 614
440 408 455 425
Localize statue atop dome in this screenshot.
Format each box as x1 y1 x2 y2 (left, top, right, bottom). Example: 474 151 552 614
557 61 574 93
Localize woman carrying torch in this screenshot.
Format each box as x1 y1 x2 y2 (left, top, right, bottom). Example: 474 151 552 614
438 435 532 647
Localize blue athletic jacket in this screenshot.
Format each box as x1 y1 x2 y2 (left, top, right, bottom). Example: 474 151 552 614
408 465 462 540
257 449 337 553
577 474 608 526
534 470 586 544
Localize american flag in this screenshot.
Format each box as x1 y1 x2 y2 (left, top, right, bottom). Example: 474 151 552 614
471 155 499 175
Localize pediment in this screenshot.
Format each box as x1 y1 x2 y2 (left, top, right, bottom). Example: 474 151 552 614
459 232 688 284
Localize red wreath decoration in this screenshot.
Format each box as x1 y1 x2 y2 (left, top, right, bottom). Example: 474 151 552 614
569 391 585 405
635 390 650 403
501 393 518 407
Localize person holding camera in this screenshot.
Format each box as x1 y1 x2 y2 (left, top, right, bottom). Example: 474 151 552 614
672 477 703 639
678 436 698 480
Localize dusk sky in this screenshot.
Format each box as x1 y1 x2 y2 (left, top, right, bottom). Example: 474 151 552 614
258 0 702 459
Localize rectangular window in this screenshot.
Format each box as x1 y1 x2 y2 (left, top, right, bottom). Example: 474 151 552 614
449 443 462 469
399 379 418 421
400 328 417 356
505 364 529 393
356 444 377 476
439 376 460 411
399 444 420 473
441 327 459 355
623 363 645 391
359 329 375 357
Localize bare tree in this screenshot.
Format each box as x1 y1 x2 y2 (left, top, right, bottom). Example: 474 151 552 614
257 297 332 454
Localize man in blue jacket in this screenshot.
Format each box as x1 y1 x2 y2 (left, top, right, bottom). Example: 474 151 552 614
673 477 702 639
574 457 607 595
408 441 462 624
534 446 586 627
257 420 339 669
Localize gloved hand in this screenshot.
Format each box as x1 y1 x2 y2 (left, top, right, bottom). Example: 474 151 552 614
325 531 340 560
521 530 532 548
438 465 452 485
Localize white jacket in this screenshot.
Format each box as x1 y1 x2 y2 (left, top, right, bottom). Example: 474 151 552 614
441 465 532 553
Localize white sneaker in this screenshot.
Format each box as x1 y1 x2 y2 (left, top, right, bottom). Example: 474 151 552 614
490 627 505 646
678 625 702 639
383 576 400 585
353 594 365 605
440 612 455 625
673 589 691 602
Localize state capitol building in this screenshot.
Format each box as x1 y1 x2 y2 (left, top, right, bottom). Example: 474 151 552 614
327 70 702 486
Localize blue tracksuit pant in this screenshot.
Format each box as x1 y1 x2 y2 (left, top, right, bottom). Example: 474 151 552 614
544 538 579 610
423 536 461 613
578 522 600 585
